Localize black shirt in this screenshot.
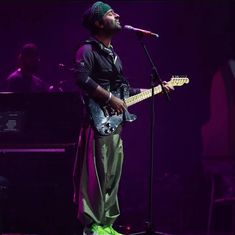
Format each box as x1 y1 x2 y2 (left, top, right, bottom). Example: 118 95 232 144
75 37 140 96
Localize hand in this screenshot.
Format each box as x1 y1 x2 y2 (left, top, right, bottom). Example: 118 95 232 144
162 81 174 92
109 95 127 115
93 86 127 114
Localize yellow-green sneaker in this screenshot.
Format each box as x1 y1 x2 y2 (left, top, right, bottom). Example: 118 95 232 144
91 224 110 235
103 225 123 235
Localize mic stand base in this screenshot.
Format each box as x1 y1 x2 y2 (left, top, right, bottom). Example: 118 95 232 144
129 221 175 235
130 232 174 235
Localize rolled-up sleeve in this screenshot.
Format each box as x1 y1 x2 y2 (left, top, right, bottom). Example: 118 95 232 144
75 45 99 93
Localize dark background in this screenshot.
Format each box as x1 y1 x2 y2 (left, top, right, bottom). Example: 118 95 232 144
0 1 235 234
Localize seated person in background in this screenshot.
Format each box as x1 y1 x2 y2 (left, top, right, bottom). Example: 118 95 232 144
6 43 49 92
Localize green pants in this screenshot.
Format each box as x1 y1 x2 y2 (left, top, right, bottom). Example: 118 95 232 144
73 124 124 226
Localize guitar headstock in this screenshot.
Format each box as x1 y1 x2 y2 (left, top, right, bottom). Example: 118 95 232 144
170 76 190 86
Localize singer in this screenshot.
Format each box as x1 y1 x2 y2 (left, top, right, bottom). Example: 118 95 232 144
72 2 173 235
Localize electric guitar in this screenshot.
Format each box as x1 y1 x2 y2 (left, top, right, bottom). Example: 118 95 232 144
88 76 189 136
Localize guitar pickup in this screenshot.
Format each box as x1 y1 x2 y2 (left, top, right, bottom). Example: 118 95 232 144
102 106 110 117
103 106 116 116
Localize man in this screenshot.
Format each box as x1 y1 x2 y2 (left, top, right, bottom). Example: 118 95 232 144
6 43 49 92
73 2 172 235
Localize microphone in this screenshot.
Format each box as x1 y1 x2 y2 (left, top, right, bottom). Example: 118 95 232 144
124 25 159 38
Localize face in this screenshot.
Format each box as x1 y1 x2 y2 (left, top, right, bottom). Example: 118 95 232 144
101 9 121 34
21 55 40 72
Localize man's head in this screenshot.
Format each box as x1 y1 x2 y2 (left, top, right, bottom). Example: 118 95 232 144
18 43 40 72
82 1 121 36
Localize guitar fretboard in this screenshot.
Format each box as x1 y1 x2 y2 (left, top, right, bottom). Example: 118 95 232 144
126 85 162 107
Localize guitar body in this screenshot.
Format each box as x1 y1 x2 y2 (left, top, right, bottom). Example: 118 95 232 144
88 88 137 136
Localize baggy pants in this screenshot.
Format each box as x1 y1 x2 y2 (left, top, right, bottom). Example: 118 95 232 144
73 123 124 226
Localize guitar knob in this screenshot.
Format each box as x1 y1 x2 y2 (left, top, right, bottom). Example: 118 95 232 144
106 123 111 127
110 127 115 132
104 129 110 134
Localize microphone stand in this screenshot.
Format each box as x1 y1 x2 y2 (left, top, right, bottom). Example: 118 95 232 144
129 33 173 235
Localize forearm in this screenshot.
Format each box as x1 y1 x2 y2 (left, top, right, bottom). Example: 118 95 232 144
91 85 112 104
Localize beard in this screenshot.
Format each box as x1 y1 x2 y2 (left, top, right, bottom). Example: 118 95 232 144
103 19 122 35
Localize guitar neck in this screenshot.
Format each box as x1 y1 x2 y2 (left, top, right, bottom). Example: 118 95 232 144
125 85 162 107
124 77 189 107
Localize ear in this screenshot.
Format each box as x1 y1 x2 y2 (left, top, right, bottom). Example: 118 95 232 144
95 20 104 29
